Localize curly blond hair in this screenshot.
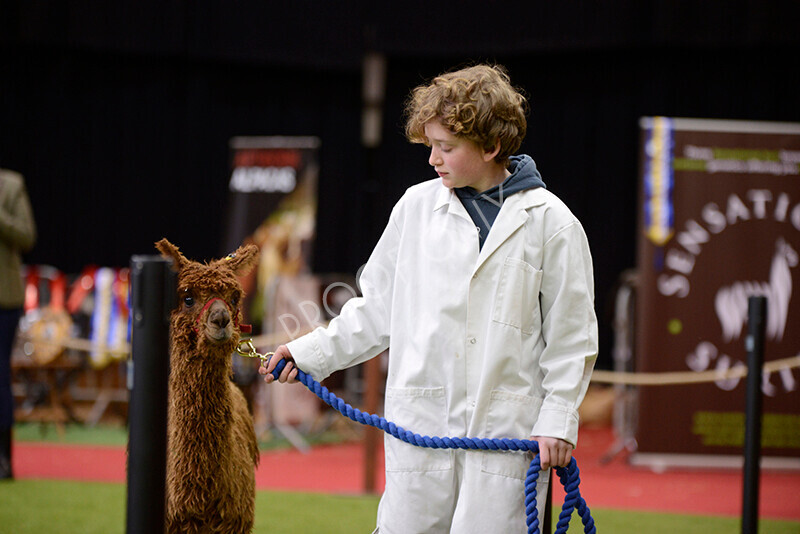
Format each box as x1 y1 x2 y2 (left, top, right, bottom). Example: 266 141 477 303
404 64 528 166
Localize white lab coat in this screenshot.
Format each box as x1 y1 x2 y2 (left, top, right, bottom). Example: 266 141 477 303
288 178 598 533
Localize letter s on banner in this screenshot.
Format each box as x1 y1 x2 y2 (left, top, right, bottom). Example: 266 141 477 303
657 273 690 298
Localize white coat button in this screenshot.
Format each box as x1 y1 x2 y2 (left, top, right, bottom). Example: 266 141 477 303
468 337 476 344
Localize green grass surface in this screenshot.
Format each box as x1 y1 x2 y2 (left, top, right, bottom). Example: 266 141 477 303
14 422 129 447
1 479 799 534
13 421 352 450
0 480 379 534
9 423 800 533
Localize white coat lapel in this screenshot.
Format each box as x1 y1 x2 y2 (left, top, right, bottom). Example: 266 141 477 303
473 188 546 273
434 184 474 223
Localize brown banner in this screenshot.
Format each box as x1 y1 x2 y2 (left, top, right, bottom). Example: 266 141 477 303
223 136 320 340
634 118 800 462
223 136 320 255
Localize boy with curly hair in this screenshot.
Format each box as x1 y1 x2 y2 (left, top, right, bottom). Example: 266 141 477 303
261 64 598 533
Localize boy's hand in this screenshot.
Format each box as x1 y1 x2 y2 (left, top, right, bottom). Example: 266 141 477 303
258 345 299 384
532 436 573 470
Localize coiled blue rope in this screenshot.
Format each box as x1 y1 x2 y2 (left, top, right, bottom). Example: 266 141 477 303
268 359 596 534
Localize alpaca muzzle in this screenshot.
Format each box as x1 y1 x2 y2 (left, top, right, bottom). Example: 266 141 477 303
195 297 237 341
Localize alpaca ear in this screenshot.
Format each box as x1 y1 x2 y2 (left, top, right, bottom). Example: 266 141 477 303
222 244 259 276
155 238 189 271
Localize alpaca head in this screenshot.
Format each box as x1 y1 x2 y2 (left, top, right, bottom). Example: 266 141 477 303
156 238 259 355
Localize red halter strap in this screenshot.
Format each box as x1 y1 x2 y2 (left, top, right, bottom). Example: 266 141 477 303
194 297 240 333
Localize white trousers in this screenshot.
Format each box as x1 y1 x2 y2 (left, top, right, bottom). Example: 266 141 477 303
373 448 550 534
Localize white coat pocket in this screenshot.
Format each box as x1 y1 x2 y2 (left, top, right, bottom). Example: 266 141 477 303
481 389 542 480
492 257 542 335
384 386 453 472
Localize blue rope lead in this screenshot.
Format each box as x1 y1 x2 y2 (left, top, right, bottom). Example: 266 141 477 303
268 359 596 534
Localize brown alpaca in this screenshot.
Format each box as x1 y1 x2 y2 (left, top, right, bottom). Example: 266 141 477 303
156 238 260 534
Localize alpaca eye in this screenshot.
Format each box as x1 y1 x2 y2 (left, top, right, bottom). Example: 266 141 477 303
184 295 195 307
230 293 240 307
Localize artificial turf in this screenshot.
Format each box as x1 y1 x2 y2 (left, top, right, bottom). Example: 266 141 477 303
2 479 799 534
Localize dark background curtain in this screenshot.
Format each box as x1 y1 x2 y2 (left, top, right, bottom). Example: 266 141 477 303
2 0 799 369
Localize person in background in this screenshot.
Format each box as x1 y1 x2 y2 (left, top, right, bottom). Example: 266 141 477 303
0 167 36 480
261 64 598 533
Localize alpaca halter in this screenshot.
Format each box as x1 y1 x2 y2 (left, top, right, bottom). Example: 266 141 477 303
194 297 247 334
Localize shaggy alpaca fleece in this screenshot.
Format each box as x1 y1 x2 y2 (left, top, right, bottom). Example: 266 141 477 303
156 239 260 534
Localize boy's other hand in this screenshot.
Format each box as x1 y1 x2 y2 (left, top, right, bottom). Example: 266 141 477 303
533 436 573 470
258 344 299 384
